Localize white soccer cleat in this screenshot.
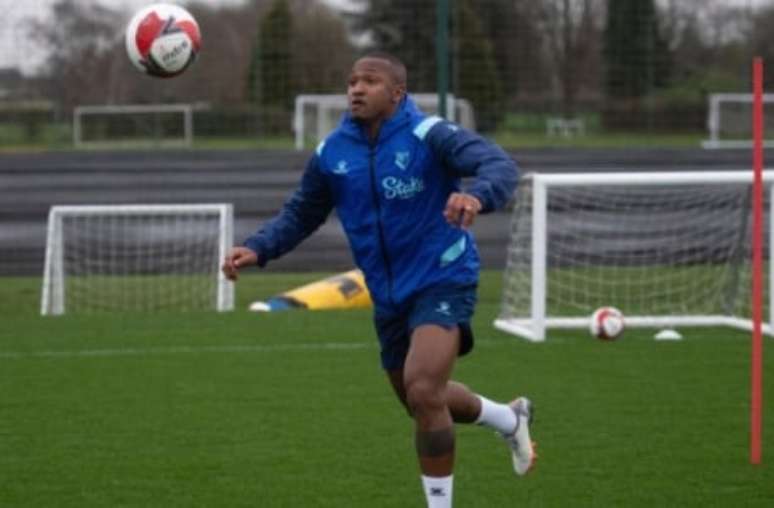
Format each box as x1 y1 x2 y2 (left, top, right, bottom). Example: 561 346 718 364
503 397 536 476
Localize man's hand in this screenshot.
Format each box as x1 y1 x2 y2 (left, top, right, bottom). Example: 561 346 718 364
222 246 259 281
443 193 482 229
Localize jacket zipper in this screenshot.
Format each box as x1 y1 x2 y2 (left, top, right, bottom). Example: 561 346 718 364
368 146 395 305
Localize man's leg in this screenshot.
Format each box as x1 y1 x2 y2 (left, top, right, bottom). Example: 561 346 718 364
388 371 524 434
387 372 483 423
402 324 459 507
388 330 536 484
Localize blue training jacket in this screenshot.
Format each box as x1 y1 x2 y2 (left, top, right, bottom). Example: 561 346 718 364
244 95 518 310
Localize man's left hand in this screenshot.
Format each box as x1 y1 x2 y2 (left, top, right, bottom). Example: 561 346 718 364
443 193 482 229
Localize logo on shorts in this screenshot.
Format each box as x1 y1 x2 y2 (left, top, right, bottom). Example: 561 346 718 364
435 301 451 316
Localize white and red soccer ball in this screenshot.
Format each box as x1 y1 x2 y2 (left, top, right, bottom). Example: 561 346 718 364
125 3 201 78
589 306 625 341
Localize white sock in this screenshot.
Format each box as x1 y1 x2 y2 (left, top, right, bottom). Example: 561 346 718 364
474 395 517 434
421 475 453 508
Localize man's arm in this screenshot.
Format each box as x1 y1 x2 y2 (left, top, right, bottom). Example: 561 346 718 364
223 155 334 280
422 118 519 214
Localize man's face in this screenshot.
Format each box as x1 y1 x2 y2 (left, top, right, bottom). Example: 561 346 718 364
347 58 404 122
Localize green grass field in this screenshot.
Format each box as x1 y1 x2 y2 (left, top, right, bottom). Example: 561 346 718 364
1 271 772 507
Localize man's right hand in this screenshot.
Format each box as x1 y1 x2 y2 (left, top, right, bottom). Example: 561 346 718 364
222 247 259 281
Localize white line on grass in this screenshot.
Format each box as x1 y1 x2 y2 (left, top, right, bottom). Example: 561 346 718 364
0 342 372 360
0 337 513 361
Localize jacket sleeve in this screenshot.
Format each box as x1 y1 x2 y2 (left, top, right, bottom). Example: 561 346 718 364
423 119 519 213
243 155 334 267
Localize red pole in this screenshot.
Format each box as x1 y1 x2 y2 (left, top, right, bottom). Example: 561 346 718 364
751 57 764 465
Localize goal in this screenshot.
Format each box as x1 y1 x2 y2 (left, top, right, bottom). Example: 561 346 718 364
73 104 195 148
293 93 476 150
495 171 774 342
703 93 774 149
41 204 234 315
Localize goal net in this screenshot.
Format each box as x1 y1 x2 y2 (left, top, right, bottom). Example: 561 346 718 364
496 171 774 342
293 93 476 150
41 204 234 315
73 104 195 148
703 93 774 149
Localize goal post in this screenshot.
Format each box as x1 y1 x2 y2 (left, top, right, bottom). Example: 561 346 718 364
41 204 234 316
703 93 774 149
293 93 476 150
73 104 195 149
495 171 774 342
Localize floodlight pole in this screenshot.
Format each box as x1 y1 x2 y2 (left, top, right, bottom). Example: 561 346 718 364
436 0 450 119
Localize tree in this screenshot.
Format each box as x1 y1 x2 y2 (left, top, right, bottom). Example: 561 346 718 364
255 0 294 109
246 9 263 104
350 0 437 92
351 0 505 129
748 5 774 86
177 2 264 104
473 0 549 99
604 0 671 99
27 0 123 111
455 0 504 130
291 3 356 94
534 0 604 117
656 0 748 98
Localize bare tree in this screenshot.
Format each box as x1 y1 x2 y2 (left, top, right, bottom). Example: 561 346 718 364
533 0 604 117
27 0 123 112
291 2 356 94
658 0 752 94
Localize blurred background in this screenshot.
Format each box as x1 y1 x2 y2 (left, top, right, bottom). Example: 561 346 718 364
2 0 772 147
1 0 772 277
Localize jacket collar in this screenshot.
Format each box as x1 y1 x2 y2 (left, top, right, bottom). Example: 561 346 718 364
340 95 421 145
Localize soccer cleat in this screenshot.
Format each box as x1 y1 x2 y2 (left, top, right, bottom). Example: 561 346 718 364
503 397 536 476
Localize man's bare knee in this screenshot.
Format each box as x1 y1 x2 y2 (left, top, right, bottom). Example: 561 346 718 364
405 377 445 417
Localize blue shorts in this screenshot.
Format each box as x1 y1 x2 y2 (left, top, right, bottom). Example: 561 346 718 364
373 283 477 370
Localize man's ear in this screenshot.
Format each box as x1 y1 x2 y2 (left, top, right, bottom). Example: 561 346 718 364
392 86 406 103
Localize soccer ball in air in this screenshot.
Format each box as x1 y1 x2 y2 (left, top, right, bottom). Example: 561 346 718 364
125 3 201 78
589 307 625 341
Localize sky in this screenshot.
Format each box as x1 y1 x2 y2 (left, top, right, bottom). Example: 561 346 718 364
0 0 769 74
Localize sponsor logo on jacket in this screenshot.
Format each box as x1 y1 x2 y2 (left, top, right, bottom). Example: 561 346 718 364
382 176 424 200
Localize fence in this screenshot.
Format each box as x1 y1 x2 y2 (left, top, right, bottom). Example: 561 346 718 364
1 0 772 149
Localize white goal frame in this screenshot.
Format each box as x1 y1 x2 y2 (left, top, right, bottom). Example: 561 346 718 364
494 171 774 342
41 203 234 315
293 93 476 150
702 93 774 149
73 104 195 148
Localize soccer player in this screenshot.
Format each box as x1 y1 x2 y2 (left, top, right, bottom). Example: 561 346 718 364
222 53 534 508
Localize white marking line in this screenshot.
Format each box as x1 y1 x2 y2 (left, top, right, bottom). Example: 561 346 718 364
0 342 372 360
0 337 511 361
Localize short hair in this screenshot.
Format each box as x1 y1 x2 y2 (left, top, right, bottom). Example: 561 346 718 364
359 51 407 87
